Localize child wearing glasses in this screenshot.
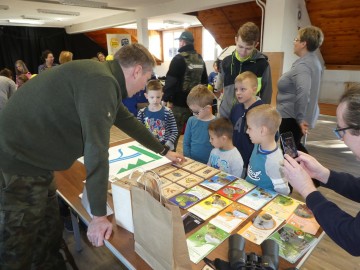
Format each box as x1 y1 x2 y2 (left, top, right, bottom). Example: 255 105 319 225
229 71 264 170
183 85 216 163
137 80 178 150
245 104 290 195
207 117 244 178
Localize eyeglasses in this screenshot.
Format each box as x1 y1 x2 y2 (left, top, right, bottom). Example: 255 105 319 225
190 105 208 116
333 126 356 139
293 38 301 42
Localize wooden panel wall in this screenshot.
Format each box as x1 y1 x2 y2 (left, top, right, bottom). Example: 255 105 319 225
263 52 284 107
186 27 203 56
196 2 262 49
306 0 360 68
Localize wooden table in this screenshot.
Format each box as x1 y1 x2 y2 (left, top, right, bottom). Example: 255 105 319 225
55 141 324 270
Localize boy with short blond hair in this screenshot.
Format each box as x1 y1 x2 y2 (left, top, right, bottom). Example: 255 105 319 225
229 71 264 169
246 104 290 195
137 80 178 150
183 84 216 163
207 117 244 177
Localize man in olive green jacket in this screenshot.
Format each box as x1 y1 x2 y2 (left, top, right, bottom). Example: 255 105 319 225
0 44 184 270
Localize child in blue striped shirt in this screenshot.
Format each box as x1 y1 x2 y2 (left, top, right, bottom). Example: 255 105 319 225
137 80 178 150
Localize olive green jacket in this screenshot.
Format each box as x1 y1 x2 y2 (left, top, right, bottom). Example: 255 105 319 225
0 60 163 216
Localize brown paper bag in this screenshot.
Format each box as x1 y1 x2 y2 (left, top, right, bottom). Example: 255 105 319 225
131 171 192 270
111 170 146 233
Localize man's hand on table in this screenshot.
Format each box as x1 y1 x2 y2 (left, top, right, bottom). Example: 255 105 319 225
166 151 186 165
87 215 113 247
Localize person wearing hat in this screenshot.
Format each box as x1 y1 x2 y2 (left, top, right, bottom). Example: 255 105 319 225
162 30 208 149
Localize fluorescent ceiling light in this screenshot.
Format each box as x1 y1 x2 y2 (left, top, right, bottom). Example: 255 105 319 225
22 15 42 20
9 19 45 25
163 20 183 25
23 0 135 12
59 0 134 11
59 0 108 8
37 9 80 16
0 5 9 10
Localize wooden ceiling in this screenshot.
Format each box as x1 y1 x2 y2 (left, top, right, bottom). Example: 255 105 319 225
306 0 360 70
196 0 360 70
194 2 262 50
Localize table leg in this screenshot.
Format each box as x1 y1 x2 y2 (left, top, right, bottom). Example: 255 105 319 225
70 210 83 252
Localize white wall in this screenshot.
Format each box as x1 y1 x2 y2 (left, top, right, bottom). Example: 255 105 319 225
263 0 317 73
320 71 360 103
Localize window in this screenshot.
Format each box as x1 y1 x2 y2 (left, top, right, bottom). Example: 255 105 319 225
149 33 161 60
162 28 221 61
163 30 183 61
202 28 222 61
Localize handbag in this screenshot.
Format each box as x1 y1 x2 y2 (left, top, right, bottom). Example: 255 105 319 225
131 170 192 270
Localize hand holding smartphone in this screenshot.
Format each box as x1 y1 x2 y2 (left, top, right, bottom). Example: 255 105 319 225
280 131 299 158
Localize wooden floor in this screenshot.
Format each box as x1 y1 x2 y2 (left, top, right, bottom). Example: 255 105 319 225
63 115 360 270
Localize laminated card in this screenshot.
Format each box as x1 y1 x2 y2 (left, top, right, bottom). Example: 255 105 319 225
188 194 232 220
152 164 178 176
182 161 207 172
287 204 320 235
263 195 301 220
163 169 191 182
195 166 220 179
177 174 204 189
237 187 277 210
173 158 195 168
238 211 284 245
200 172 238 191
182 212 205 234
187 224 230 264
209 202 255 233
161 183 186 199
169 185 212 209
268 223 318 263
217 179 256 201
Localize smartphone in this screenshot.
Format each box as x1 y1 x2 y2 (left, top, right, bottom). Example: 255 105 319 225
280 131 299 158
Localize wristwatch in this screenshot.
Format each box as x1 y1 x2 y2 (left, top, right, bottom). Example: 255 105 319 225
159 145 170 156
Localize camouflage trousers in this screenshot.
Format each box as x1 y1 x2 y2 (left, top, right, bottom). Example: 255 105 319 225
171 105 192 150
0 171 66 270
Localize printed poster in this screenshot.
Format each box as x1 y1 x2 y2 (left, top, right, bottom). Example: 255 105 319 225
106 33 131 55
78 141 170 182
